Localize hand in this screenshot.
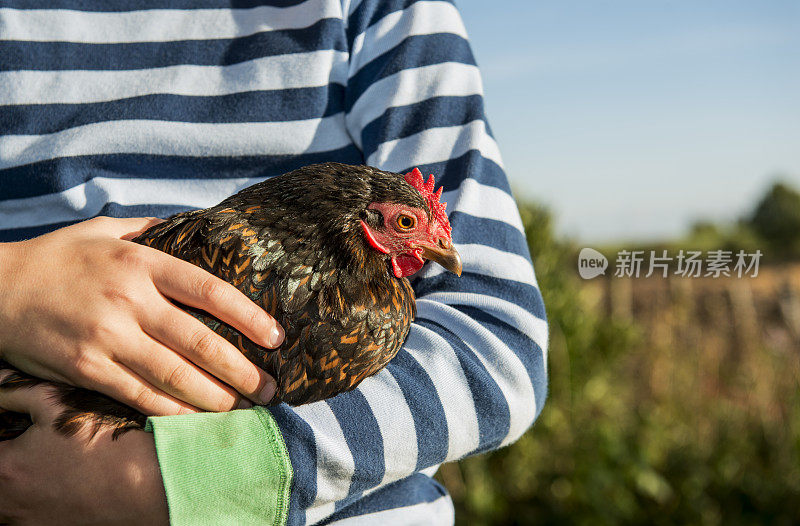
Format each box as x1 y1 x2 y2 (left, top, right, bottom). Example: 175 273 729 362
0 374 169 525
0 217 283 415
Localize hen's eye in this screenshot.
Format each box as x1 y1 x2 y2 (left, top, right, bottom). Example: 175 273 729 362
396 214 416 230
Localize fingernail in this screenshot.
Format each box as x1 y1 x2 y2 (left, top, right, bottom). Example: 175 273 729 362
268 324 285 348
237 399 253 409
259 379 277 404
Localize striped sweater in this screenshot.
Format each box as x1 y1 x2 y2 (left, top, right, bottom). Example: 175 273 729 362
0 1 548 524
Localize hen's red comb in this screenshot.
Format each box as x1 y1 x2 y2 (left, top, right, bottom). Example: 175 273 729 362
404 168 451 236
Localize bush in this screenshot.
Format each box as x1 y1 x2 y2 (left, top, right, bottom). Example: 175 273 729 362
439 199 800 525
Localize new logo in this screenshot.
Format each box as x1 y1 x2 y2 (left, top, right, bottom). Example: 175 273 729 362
578 248 608 279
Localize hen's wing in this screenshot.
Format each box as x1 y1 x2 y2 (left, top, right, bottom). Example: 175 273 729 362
275 275 416 405
136 205 416 405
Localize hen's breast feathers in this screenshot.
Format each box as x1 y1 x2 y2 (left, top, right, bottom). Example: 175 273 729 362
134 204 415 405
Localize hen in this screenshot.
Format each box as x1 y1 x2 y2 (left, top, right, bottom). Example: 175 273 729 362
0 162 461 439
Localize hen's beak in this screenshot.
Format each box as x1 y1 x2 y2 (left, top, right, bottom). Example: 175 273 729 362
419 240 462 276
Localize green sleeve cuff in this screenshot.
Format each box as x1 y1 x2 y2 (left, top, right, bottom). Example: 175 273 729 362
145 407 292 526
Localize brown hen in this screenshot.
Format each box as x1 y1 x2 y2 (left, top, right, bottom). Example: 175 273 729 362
0 162 461 439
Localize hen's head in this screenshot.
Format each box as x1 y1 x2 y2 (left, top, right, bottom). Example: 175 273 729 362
359 168 461 278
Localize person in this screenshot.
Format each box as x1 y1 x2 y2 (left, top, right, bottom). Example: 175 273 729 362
0 0 548 524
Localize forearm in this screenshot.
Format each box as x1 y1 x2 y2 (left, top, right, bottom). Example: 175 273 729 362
0 374 169 526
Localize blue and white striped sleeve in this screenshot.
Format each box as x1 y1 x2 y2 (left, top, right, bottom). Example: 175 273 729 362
268 1 548 523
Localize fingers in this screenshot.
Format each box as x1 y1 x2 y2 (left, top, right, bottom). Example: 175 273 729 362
0 373 59 424
150 254 285 350
93 361 201 417
140 305 276 405
124 330 255 412
0 363 197 427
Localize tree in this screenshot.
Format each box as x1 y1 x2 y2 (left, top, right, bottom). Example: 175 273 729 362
748 181 800 260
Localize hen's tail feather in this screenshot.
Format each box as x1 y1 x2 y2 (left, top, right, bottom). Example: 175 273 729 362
0 362 144 441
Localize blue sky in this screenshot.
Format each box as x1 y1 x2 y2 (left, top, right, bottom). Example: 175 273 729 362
457 1 800 241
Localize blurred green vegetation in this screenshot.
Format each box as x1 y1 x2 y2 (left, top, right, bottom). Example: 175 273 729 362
749 182 800 260
438 180 800 524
